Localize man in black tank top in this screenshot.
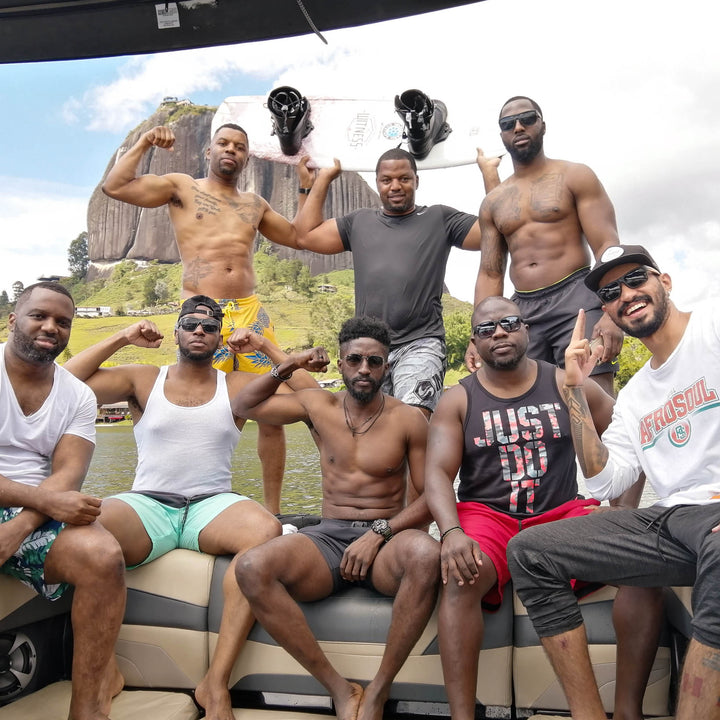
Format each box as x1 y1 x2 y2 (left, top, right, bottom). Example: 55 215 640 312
425 296 662 720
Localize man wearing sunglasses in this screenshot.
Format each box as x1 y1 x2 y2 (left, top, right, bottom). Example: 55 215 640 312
467 96 623 397
508 244 720 720
426 295 658 720
64 295 327 720
294 148 501 418
103 123 314 518
233 316 437 720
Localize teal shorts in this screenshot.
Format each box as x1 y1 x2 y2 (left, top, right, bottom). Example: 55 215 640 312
108 492 250 568
0 507 70 601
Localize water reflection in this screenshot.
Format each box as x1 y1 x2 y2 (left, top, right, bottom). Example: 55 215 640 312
85 421 324 514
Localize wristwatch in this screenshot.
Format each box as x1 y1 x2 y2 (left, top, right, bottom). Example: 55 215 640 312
371 518 393 542
270 365 293 382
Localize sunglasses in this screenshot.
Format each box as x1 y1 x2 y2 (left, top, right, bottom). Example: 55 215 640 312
177 317 222 333
473 316 524 338
343 354 386 368
499 110 542 132
596 267 658 304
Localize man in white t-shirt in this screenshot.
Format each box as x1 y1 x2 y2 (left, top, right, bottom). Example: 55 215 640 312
0 282 125 720
507 245 720 720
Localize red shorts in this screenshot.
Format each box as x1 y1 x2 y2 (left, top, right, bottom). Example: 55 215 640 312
456 498 600 610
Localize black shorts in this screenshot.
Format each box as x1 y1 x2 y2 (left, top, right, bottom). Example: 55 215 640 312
512 267 616 376
300 518 376 592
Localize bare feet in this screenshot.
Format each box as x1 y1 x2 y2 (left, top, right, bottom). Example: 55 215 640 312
333 681 363 720
194 676 235 720
357 680 389 720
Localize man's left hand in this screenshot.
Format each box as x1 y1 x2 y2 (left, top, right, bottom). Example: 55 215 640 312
340 530 384 582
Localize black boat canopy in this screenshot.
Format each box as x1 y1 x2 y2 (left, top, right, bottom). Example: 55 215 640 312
0 0 484 64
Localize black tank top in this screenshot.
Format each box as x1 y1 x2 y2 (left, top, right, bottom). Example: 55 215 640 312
458 360 578 516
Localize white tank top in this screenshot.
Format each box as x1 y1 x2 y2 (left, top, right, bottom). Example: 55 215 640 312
131 366 242 496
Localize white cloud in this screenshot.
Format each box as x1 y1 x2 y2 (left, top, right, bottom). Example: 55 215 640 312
0 179 89 296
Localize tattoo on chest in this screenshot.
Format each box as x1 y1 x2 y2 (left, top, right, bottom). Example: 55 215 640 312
183 256 214 290
192 185 222 216
530 174 563 215
226 194 262 226
493 186 522 232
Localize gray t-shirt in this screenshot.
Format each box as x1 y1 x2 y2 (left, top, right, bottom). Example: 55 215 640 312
336 205 476 346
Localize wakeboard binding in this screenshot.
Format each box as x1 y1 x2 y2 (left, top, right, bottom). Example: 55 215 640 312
394 89 452 160
267 86 314 156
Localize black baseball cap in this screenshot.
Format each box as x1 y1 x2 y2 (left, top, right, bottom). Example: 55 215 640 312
178 295 224 321
585 245 661 292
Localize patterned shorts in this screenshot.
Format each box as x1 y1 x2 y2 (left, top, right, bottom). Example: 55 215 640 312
212 295 278 374
0 507 69 600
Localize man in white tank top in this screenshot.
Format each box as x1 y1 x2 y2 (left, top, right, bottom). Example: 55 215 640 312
65 296 328 720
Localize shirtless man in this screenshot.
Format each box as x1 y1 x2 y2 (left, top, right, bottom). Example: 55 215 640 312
64 296 326 720
467 96 623 395
233 316 438 720
0 282 125 720
102 123 307 514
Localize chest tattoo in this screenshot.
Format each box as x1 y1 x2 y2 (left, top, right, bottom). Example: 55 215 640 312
530 174 564 215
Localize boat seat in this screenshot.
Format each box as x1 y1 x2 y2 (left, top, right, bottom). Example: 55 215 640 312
0 681 199 720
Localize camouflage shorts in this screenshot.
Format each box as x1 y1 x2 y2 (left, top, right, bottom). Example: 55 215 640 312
0 507 69 600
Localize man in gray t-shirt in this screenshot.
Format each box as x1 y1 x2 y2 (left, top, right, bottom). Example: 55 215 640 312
295 149 499 416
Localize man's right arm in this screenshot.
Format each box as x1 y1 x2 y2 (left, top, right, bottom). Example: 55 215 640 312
102 125 180 207
294 159 346 254
425 387 483 587
63 320 163 403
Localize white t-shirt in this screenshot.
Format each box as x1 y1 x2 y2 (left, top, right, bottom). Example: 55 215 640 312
0 343 96 488
587 303 720 507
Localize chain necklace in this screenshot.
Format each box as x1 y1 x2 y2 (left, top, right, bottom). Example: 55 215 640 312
343 394 385 437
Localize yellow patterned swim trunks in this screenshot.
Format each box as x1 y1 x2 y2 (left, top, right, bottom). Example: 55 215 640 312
212 295 278 374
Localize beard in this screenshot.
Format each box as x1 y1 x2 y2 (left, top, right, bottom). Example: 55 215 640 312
483 351 524 371
178 344 216 363
615 291 669 338
344 374 384 403
505 134 543 164
12 326 65 364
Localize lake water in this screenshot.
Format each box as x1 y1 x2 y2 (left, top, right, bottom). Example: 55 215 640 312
86 421 324 515
86 422 658 513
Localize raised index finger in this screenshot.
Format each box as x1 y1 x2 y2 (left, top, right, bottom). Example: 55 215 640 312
571 309 586 344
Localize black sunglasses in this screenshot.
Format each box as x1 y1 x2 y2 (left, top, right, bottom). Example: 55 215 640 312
499 110 542 132
473 316 524 338
343 354 386 368
177 317 222 333
596 267 658 304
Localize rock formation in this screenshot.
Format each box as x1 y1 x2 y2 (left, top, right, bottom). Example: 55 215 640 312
86 101 381 279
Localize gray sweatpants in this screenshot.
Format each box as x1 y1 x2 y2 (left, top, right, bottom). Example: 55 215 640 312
507 503 720 648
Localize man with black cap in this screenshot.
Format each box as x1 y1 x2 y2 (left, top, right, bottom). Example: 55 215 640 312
64 296 328 720
507 245 720 720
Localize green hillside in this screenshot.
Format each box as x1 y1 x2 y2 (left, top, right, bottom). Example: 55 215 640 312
0 255 475 385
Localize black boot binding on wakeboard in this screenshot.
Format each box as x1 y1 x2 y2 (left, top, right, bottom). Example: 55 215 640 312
267 86 313 156
394 89 452 160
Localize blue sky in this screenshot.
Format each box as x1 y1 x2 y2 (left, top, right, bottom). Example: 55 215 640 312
0 0 719 306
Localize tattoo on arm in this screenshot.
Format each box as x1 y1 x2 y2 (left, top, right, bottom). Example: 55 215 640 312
562 385 608 476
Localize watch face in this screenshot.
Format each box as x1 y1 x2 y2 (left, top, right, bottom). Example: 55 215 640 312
372 519 391 540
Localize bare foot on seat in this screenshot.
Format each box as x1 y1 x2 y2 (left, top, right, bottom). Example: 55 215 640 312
333 681 364 720
357 680 389 720
194 676 235 720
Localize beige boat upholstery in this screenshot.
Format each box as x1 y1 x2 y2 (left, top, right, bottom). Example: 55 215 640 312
0 680 199 720
0 549 685 717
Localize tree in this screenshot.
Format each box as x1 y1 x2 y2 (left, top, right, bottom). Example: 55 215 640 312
444 310 472 369
68 231 89 280
0 291 9 314
12 281 24 302
615 336 652 392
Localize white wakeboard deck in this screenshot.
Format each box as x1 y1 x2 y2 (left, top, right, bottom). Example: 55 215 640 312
213 95 486 172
